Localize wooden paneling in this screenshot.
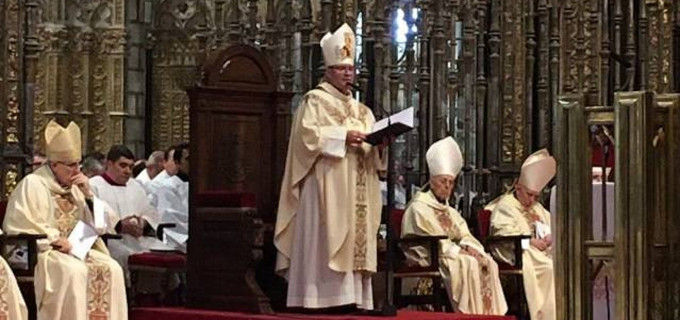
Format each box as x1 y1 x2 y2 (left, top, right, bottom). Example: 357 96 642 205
186 45 292 313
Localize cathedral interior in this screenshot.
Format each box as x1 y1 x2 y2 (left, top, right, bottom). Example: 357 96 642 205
0 0 679 319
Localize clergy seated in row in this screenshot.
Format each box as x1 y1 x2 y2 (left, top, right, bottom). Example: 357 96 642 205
89 145 175 289
136 150 165 189
147 143 189 252
144 145 178 216
81 153 106 178
0 229 29 320
146 145 178 196
487 149 557 320
401 137 508 315
3 120 127 320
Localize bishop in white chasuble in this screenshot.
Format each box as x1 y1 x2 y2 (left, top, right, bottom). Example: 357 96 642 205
402 137 507 315
489 149 557 320
3 120 127 320
0 231 28 320
274 23 387 309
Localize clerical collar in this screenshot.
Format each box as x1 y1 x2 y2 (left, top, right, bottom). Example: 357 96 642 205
512 191 532 209
176 172 189 182
47 165 71 189
427 190 448 205
318 82 351 102
101 173 127 187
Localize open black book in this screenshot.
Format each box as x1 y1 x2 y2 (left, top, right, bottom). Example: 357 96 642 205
365 107 414 145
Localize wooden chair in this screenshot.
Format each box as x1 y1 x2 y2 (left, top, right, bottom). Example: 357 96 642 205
389 208 450 311
476 208 530 319
0 200 123 320
0 200 46 320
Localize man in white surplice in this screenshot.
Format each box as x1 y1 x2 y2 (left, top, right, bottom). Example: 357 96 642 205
136 150 165 189
146 145 177 205
150 146 176 185
151 143 189 252
274 23 387 310
89 145 169 280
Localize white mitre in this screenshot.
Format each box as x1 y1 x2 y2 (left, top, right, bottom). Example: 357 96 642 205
45 119 82 163
320 23 356 66
426 137 463 178
518 149 556 193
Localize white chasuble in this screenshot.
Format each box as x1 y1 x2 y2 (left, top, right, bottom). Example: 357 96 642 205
402 191 508 315
3 166 127 320
489 193 555 320
0 230 28 320
275 82 386 308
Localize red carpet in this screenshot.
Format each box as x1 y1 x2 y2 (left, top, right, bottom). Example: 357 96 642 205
131 307 515 320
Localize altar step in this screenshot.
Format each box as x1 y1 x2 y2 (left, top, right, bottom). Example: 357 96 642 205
131 307 516 320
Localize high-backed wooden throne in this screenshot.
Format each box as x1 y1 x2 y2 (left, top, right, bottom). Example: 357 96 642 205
186 45 292 313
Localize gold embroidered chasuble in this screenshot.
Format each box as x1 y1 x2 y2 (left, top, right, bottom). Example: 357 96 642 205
489 193 555 320
275 81 386 274
0 229 28 320
3 166 127 320
402 191 507 315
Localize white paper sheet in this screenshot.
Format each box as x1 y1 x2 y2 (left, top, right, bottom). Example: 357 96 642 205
92 196 109 232
68 221 98 260
535 221 549 239
163 228 189 246
371 107 414 132
521 238 530 250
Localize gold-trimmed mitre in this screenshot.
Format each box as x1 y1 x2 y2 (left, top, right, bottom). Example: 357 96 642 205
45 120 82 163
518 149 556 193
320 23 356 67
426 137 464 179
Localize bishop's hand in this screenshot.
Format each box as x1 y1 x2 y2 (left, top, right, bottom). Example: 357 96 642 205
51 237 72 254
71 172 93 198
346 130 366 147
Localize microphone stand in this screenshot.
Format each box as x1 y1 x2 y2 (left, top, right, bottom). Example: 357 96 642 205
601 135 611 320
382 115 398 316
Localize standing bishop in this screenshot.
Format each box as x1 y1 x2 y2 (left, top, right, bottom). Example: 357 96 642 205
274 23 387 310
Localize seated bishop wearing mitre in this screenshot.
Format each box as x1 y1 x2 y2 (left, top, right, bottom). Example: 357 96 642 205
488 149 557 320
401 137 508 315
3 120 127 320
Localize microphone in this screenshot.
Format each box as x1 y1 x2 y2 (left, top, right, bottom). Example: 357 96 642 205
348 82 362 92
601 126 614 145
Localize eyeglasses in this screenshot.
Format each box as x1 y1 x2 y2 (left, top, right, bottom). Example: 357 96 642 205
328 65 355 72
56 161 80 169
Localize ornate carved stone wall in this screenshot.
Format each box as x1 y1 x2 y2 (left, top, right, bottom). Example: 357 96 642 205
30 0 126 155
147 0 211 151
0 0 27 198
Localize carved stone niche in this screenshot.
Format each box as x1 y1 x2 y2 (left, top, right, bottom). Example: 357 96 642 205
186 45 293 313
